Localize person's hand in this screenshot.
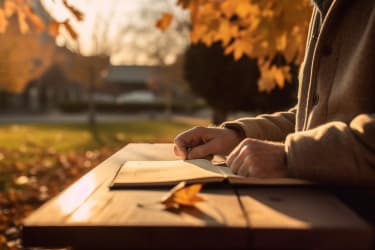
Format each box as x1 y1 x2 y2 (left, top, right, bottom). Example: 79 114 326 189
174 126 243 160
226 138 287 178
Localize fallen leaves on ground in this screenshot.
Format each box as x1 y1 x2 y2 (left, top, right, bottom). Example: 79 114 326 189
161 181 204 209
0 142 119 250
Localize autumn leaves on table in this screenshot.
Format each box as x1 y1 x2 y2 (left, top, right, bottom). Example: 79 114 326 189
137 181 205 210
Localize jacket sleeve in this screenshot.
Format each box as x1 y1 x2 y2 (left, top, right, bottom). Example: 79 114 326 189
285 114 375 185
220 106 296 142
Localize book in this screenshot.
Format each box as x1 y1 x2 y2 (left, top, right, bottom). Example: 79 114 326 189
109 159 313 189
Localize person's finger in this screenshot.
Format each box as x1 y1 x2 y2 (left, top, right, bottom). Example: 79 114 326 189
226 139 245 167
173 143 187 159
228 141 254 174
187 139 218 159
175 127 208 145
237 154 253 176
174 128 200 159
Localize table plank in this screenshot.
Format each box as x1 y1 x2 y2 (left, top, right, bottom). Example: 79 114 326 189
23 143 178 225
237 188 373 249
22 144 249 248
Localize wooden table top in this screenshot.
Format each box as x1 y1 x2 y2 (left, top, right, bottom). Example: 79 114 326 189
22 143 373 249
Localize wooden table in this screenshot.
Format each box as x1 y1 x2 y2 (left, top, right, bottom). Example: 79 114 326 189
22 143 373 249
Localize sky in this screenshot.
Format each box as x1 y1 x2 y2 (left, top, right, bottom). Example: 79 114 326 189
41 0 189 65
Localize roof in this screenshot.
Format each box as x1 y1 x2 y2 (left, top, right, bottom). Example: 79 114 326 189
104 65 155 84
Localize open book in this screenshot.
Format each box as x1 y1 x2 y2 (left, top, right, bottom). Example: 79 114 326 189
110 159 313 189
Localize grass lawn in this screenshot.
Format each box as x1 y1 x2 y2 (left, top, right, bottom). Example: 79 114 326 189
0 118 209 152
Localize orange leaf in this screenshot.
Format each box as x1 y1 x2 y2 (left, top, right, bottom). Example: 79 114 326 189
177 0 190 9
63 0 84 21
276 32 287 51
0 9 8 33
215 19 238 46
17 8 29 34
155 12 173 32
271 65 285 88
4 0 17 17
236 0 258 18
258 60 276 93
190 24 206 43
62 21 78 39
225 37 253 60
220 0 236 18
161 181 204 208
24 5 45 32
48 20 60 37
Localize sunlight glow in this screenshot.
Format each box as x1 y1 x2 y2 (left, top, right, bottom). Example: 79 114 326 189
70 202 92 221
41 0 71 22
41 0 188 65
57 173 96 215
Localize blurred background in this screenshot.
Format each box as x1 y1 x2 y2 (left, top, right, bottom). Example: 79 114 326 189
0 0 311 249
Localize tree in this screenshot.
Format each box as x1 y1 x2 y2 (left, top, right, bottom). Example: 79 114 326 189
158 0 312 92
148 54 191 117
0 0 82 38
0 16 53 93
184 42 296 124
114 0 189 66
47 6 118 127
59 54 110 126
0 0 82 93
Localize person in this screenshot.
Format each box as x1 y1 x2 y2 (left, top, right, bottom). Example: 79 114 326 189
174 0 375 185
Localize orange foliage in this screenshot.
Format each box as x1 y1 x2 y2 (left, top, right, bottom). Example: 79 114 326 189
48 20 59 37
62 0 84 21
0 16 54 93
0 0 85 93
61 20 78 39
0 0 45 34
161 181 204 209
156 12 173 31
157 0 312 92
0 0 83 39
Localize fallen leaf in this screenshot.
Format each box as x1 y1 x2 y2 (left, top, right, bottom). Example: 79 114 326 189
161 181 204 209
15 176 29 186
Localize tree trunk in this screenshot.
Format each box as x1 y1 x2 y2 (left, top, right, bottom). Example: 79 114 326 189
88 67 96 127
212 109 227 125
164 90 173 120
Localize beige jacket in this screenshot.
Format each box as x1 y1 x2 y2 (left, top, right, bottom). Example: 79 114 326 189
222 0 375 185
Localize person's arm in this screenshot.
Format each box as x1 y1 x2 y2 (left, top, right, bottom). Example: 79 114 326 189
285 114 375 185
174 107 296 160
221 106 296 142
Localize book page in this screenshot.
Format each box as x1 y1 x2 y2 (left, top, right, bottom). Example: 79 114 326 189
110 159 225 188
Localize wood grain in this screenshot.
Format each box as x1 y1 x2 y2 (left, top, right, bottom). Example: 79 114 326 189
22 144 248 248
237 187 372 249
22 143 373 249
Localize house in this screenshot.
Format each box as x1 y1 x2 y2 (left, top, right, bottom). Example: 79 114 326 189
102 65 156 104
